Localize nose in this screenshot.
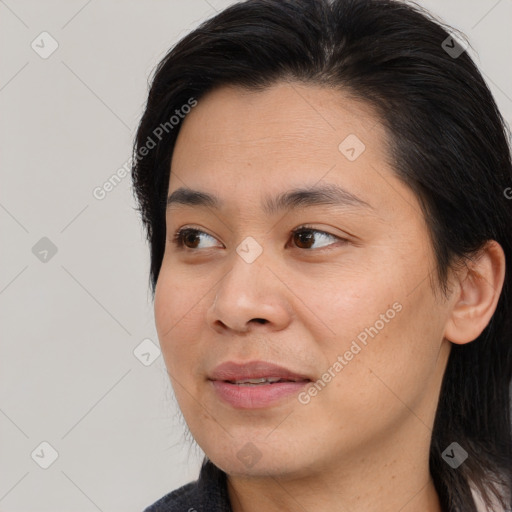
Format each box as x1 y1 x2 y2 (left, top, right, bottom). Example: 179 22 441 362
206 250 293 334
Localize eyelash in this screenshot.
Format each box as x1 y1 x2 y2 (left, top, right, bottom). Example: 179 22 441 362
171 224 346 251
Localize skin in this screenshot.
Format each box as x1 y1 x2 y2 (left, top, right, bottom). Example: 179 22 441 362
154 82 505 512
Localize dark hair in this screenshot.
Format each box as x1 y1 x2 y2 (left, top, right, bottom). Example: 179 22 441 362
131 0 512 510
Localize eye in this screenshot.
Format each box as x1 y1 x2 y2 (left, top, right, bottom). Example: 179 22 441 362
170 225 345 252
171 227 222 250
289 224 344 250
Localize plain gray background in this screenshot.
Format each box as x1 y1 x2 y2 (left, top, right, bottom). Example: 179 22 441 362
1 1 511 511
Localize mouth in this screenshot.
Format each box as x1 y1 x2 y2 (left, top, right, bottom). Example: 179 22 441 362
209 360 312 382
223 377 308 385
209 360 312 408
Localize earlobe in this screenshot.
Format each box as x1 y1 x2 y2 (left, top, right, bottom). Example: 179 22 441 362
443 240 506 345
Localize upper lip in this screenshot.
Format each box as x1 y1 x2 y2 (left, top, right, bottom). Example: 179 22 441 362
209 361 312 382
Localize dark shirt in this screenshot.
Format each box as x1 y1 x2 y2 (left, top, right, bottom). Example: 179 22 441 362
144 458 233 512
143 459 506 512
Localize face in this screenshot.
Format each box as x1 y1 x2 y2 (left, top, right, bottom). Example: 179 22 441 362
154 82 452 479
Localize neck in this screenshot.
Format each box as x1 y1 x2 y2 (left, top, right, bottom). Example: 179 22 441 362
227 467 442 512
226 426 442 512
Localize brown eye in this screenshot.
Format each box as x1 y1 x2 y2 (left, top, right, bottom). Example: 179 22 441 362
182 230 200 248
293 229 315 249
172 228 219 250
290 226 342 250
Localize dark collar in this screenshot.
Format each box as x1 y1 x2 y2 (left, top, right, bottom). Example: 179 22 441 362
196 457 233 512
144 457 233 512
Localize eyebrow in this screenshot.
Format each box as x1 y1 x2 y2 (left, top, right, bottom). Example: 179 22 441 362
166 183 373 215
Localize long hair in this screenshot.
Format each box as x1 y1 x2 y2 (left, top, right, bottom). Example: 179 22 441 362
131 1 512 510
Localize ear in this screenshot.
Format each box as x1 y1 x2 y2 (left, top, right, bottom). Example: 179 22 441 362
443 240 506 345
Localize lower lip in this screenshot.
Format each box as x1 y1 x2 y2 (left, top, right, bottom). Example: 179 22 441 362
210 380 310 409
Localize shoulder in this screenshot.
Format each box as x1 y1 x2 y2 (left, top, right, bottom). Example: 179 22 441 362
142 458 232 512
143 480 200 512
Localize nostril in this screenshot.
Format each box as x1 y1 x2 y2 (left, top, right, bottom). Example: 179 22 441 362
253 318 268 324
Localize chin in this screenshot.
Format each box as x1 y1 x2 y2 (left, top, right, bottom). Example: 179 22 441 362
203 441 308 479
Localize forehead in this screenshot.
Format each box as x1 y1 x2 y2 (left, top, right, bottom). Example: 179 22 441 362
168 82 417 221
171 82 382 164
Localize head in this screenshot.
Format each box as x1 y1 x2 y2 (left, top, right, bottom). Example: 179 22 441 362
132 1 512 511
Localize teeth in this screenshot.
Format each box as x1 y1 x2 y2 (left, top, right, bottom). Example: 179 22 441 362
232 377 283 385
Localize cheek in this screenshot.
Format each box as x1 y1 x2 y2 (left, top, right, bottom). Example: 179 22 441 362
154 267 206 376
306 253 443 391
326 287 444 417
290 263 396 344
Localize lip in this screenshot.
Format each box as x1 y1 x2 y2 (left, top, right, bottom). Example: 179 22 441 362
209 360 312 409
210 360 311 382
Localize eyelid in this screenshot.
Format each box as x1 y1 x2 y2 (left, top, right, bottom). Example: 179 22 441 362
289 224 348 249
291 224 345 239
170 224 347 251
172 226 223 249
